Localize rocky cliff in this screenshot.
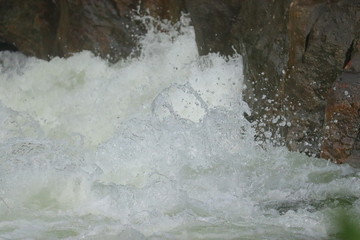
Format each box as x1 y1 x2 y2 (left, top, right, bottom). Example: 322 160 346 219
186 0 360 166
1 0 359 166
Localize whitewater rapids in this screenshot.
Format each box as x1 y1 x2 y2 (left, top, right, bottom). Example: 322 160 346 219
0 16 359 240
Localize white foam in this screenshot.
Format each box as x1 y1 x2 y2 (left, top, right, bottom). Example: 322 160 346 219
0 16 360 240
0 17 200 146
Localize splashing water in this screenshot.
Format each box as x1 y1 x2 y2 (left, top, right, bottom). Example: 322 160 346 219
0 17 359 240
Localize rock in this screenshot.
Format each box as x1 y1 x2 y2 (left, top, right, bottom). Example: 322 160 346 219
321 72 360 166
230 0 291 144
186 0 292 144
0 0 59 59
320 37 360 166
344 39 360 72
55 0 143 62
345 150 360 168
0 0 187 62
186 0 360 162
0 0 148 62
140 0 186 22
284 0 359 155
185 0 241 56
0 41 18 52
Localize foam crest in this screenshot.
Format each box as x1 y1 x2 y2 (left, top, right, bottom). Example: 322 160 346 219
0 16 198 146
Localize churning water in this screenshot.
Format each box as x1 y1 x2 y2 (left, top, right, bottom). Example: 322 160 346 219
0 17 359 240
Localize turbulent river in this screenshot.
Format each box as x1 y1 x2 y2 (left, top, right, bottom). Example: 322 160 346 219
0 17 359 240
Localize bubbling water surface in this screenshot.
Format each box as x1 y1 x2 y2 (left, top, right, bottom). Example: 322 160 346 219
0 17 360 240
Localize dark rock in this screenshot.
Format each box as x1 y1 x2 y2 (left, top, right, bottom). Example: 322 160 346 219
323 39 360 167
55 0 143 62
346 150 360 168
185 0 241 56
0 0 146 62
0 0 187 62
185 0 292 144
344 39 360 72
0 0 59 59
232 0 359 156
284 0 359 155
185 0 360 162
230 0 291 144
140 0 186 22
0 41 18 52
321 72 360 166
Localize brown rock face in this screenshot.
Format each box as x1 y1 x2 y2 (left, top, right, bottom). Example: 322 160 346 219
0 0 186 62
140 0 186 22
186 0 360 165
230 0 291 144
186 0 293 146
284 0 359 156
321 39 360 166
321 72 360 165
184 0 296 145
0 0 59 59
185 0 241 56
56 0 143 62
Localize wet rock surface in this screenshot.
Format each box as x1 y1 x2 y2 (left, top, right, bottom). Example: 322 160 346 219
321 72 360 164
140 0 186 23
0 0 59 58
284 0 359 158
0 0 186 62
186 0 293 145
187 0 360 165
230 0 291 145
56 0 143 62
185 0 241 56
321 39 360 166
